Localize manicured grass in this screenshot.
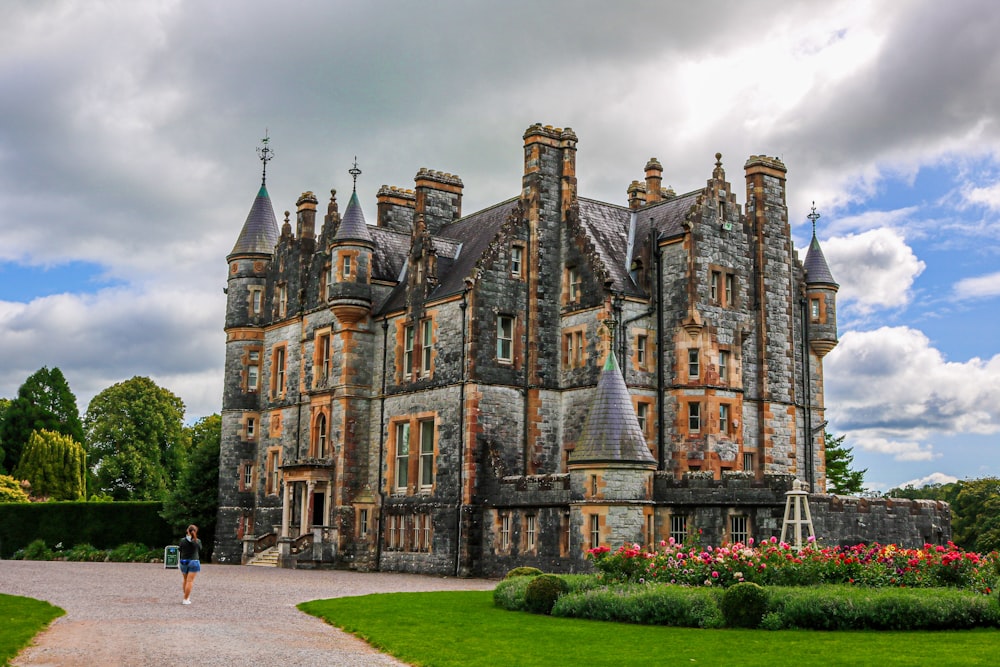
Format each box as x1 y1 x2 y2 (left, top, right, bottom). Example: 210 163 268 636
300 590 1000 667
0 594 64 666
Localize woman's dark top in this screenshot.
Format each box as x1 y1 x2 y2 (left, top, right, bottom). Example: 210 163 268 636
178 536 202 561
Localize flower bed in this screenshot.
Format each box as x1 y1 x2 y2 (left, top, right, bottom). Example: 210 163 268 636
587 539 999 594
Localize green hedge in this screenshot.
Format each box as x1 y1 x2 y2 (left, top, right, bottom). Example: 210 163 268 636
553 583 725 629
0 502 174 559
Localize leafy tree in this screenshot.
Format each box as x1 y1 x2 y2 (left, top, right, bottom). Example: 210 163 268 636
824 431 866 495
14 429 87 500
951 477 1000 553
162 414 221 558
0 473 30 503
0 367 84 473
85 376 185 500
885 482 962 505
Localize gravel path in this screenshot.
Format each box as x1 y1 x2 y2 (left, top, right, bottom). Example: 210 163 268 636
0 561 495 666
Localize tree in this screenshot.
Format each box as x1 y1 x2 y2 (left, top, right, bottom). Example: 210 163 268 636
162 414 221 558
824 431 866 495
85 376 186 500
951 477 1000 553
0 473 30 503
0 367 84 473
14 429 87 500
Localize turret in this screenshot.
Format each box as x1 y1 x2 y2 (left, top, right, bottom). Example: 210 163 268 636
328 178 374 326
803 205 839 357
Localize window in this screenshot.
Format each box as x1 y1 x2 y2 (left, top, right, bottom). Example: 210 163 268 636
418 419 435 488
590 514 600 549
251 288 262 314
421 319 433 376
711 271 721 301
636 402 649 436
497 315 514 362
403 325 414 376
564 332 574 369
272 346 286 397
647 514 654 547
417 514 432 552
265 448 280 496
317 334 331 381
636 334 648 367
246 417 256 439
500 513 511 550
324 264 333 298
731 515 749 545
567 266 581 302
388 515 399 550
525 515 537 551
242 463 252 488
359 508 369 538
342 253 352 280
719 403 729 434
719 350 729 383
278 284 287 317
314 413 328 457
590 474 598 497
247 359 259 392
670 515 687 546
725 274 735 306
394 422 410 491
811 298 821 321
743 452 753 473
510 245 523 278
688 402 701 433
688 349 700 379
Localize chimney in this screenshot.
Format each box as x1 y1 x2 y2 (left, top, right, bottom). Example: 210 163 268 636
414 169 463 235
644 158 663 204
627 180 646 210
376 185 416 233
296 191 318 241
560 127 578 212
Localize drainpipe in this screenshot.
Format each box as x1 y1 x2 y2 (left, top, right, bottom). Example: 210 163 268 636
375 316 389 569
800 297 814 492
654 234 666 471
455 283 471 576
522 215 532 476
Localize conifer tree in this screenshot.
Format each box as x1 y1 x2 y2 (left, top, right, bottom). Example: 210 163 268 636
14 429 87 500
0 473 30 503
824 431 866 495
0 367 84 473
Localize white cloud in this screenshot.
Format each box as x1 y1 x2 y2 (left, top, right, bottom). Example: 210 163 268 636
825 326 1000 460
821 228 925 312
961 182 1000 211
954 271 1000 299
896 472 960 489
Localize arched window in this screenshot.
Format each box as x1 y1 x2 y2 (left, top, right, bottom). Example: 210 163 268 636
314 413 328 458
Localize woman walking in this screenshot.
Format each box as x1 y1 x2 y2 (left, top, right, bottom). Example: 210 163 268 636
178 524 202 605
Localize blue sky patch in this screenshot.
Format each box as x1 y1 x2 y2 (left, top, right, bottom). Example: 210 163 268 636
0 261 124 302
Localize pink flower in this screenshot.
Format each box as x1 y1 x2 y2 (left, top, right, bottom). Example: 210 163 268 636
712 571 719 578
660 540 668 547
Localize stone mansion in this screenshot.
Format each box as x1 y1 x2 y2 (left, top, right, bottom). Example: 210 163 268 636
215 123 949 576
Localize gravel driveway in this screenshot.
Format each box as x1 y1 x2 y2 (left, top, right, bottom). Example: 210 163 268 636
0 561 495 666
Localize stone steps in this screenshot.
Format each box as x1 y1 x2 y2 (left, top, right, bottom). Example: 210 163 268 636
247 547 279 567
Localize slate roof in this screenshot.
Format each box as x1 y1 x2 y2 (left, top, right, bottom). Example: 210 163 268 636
569 351 657 466
576 198 635 295
229 186 279 257
803 233 838 286
335 190 373 244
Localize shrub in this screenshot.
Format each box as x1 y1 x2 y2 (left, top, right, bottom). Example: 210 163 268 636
524 574 569 615
505 566 543 579
721 582 768 628
107 542 156 563
553 582 724 628
17 539 53 561
764 585 1000 631
493 577 531 611
63 543 106 562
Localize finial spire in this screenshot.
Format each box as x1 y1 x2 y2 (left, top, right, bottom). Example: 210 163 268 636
807 201 821 236
257 130 275 187
349 156 361 193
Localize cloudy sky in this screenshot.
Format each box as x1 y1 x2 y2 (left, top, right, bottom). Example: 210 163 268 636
1 0 998 491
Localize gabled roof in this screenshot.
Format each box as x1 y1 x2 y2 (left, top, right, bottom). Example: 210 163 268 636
569 351 657 466
575 198 634 295
803 233 838 287
229 185 279 257
334 190 373 244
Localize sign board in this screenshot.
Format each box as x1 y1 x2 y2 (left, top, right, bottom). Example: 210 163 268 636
164 545 179 569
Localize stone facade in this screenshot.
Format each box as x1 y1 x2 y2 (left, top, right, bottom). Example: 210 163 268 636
215 123 948 577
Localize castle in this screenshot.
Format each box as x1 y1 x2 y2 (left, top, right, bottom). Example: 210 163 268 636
215 123 949 576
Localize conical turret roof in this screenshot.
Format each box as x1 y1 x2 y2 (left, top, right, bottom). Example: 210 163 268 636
569 351 657 466
334 190 373 244
804 233 838 287
229 185 279 257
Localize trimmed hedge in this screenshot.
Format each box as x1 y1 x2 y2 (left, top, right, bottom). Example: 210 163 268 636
553 583 725 629
0 502 174 558
494 574 600 612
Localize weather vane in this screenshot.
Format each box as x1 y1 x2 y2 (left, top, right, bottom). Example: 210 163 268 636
807 201 820 236
257 130 275 187
349 156 361 192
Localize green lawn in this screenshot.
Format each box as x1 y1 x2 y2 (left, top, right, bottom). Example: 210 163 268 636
0 594 64 666
300 590 1000 667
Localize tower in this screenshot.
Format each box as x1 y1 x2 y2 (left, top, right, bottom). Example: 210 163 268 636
216 135 279 563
